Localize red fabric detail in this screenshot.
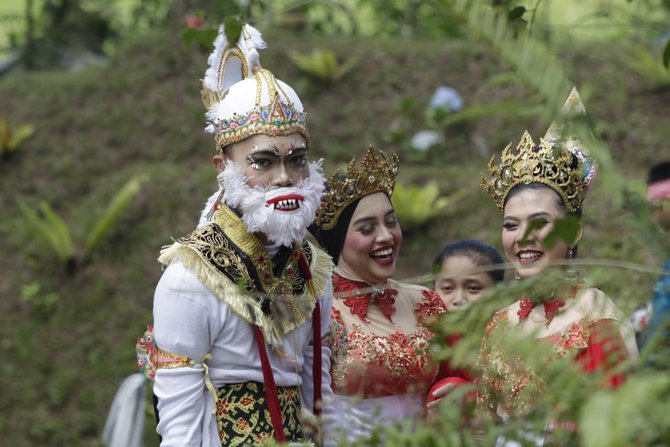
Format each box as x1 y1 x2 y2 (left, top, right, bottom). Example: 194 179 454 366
253 327 286 442
426 377 470 404
517 297 566 324
435 334 473 383
297 250 312 280
415 289 448 320
574 320 628 388
312 302 322 417
333 274 397 322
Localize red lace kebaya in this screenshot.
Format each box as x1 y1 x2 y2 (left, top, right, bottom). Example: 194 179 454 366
333 274 397 322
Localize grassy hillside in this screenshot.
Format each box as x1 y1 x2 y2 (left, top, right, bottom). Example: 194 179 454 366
0 24 668 446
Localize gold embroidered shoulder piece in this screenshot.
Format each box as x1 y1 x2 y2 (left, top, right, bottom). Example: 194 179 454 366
158 205 333 346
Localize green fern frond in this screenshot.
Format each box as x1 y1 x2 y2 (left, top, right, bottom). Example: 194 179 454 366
83 175 146 259
18 200 75 261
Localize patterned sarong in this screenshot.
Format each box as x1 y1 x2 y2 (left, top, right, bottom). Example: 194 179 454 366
216 381 303 446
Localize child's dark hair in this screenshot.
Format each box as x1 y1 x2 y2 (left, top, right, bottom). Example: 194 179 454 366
432 239 505 284
647 161 670 184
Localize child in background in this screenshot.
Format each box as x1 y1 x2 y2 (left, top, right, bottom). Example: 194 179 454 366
432 239 505 311
426 240 505 411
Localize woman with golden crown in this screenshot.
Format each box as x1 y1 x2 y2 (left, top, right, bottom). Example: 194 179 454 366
135 23 336 446
310 146 456 444
476 88 638 443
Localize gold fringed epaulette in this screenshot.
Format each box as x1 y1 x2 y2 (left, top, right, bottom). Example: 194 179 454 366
157 225 333 347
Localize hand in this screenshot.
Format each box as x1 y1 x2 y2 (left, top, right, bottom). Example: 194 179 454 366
426 382 457 417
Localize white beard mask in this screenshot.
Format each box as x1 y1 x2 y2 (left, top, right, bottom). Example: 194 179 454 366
218 159 325 247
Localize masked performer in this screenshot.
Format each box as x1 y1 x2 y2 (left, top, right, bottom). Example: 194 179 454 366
136 24 334 447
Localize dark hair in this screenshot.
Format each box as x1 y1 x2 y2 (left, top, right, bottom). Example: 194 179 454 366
647 161 670 184
309 198 362 264
432 239 505 284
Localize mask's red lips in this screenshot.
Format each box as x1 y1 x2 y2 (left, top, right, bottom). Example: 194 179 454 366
266 194 305 211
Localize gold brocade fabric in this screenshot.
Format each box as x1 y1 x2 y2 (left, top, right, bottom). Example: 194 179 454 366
329 275 448 397
216 382 303 446
476 284 631 419
157 205 333 347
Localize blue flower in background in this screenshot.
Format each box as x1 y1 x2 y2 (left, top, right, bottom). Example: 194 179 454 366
429 86 463 112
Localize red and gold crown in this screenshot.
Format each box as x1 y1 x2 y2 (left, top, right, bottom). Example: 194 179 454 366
315 146 400 230
481 131 587 213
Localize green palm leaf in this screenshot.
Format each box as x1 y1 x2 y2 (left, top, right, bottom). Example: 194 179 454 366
83 175 146 259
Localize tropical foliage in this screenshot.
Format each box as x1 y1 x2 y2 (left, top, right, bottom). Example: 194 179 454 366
1 0 669 446
18 174 146 273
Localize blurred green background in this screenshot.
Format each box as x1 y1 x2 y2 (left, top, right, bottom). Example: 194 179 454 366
1 0 669 445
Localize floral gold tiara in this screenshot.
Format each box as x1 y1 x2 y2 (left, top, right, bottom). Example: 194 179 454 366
481 131 587 214
315 146 399 230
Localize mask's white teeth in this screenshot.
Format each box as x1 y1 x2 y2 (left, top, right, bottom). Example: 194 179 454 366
519 252 541 260
274 198 300 210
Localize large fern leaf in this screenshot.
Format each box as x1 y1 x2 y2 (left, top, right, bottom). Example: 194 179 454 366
18 200 75 261
83 175 146 259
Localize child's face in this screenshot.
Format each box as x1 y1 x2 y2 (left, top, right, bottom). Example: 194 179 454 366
434 255 496 311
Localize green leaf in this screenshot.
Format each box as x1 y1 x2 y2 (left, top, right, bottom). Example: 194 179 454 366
288 49 358 82
9 124 35 150
508 6 526 20
391 182 464 227
518 217 546 244
543 215 581 248
18 200 75 261
39 202 76 260
223 16 242 44
83 175 146 259
663 36 670 69
181 27 218 49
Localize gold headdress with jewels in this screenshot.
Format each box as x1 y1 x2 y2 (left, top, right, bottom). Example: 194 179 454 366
315 146 400 230
481 87 598 214
202 24 309 149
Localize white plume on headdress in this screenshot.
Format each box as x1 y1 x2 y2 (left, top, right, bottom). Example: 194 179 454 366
543 86 598 189
203 24 266 135
203 24 265 93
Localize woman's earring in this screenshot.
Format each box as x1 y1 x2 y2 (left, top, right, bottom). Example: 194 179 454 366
566 246 578 279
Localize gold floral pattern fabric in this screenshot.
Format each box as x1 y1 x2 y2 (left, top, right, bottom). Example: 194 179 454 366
330 278 447 397
478 308 595 418
216 382 303 446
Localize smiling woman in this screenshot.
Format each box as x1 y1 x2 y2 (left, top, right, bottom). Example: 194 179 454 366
475 88 638 443
310 147 452 445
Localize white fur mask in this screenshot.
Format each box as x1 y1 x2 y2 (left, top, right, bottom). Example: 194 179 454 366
216 159 325 247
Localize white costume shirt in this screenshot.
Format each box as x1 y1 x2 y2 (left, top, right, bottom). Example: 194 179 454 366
152 257 335 447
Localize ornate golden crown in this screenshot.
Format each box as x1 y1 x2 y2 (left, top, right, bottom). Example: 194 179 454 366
481 131 586 214
315 146 400 230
